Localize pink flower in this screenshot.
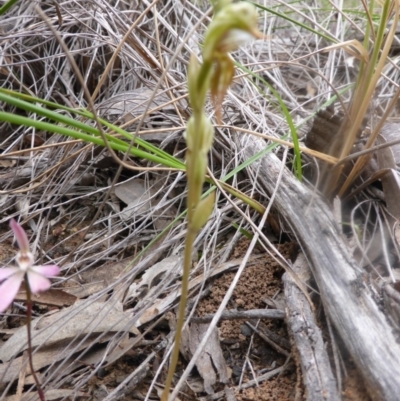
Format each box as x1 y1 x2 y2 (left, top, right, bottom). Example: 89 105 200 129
0 219 60 313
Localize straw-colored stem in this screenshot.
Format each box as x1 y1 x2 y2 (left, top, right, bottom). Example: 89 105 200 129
160 228 196 401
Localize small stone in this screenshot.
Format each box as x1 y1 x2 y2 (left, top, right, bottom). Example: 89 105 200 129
240 324 252 337
232 365 243 377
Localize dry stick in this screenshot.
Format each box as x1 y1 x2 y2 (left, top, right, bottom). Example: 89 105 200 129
191 309 285 323
0 140 82 157
335 130 400 166
198 366 286 401
245 322 289 357
283 252 340 401
239 134 400 401
220 125 338 164
256 321 291 350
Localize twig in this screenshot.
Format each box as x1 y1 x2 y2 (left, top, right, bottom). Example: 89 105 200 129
191 309 284 323
245 322 289 357
198 366 285 401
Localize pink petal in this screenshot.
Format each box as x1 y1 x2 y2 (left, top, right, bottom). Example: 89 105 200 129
31 265 60 278
26 271 51 293
0 272 24 313
0 267 19 282
10 219 30 254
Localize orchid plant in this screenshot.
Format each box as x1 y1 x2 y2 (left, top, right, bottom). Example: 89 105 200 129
161 1 262 400
0 219 60 401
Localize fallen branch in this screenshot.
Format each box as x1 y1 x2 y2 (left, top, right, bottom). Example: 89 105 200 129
283 252 340 400
238 135 400 401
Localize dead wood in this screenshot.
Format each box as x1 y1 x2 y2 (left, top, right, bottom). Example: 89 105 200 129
191 308 285 323
246 321 290 357
283 252 340 401
238 134 400 401
251 321 291 350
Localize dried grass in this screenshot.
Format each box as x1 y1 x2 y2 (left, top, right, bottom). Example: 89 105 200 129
0 0 399 400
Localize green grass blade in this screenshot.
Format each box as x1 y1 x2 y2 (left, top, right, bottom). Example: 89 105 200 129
235 62 302 180
0 88 183 168
0 111 183 169
0 0 19 14
250 1 336 43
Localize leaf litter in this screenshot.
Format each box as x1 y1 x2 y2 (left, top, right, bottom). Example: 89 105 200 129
1 0 400 400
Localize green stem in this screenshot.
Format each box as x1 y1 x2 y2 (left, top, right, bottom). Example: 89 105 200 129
25 278 45 401
161 229 196 401
161 30 214 401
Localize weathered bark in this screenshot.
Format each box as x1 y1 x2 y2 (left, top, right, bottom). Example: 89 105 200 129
283 252 340 401
238 135 400 401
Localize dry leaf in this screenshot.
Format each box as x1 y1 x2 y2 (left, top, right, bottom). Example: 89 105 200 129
127 255 182 300
97 88 176 141
306 82 316 98
0 159 15 168
15 289 77 307
322 39 368 63
0 300 139 362
181 323 228 394
65 259 128 298
0 334 114 384
115 178 157 220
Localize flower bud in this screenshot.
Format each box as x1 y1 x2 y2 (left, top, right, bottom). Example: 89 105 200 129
184 113 214 153
191 192 215 231
198 113 214 153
